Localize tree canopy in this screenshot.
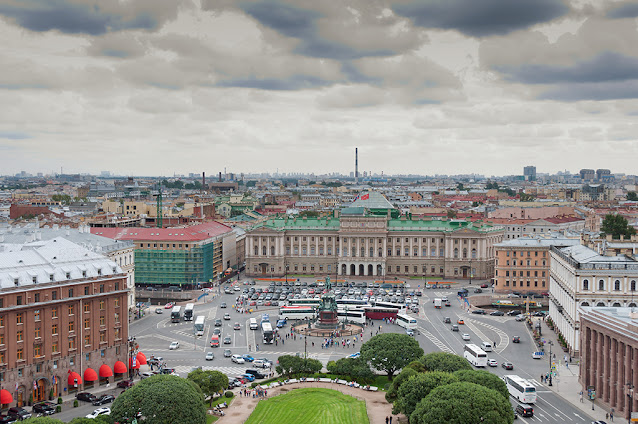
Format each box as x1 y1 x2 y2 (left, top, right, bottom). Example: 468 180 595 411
385 367 418 402
360 333 424 379
420 352 472 373
394 371 459 417
276 355 323 376
22 418 65 424
453 369 509 400
326 357 374 382
410 382 514 424
601 214 636 239
628 191 638 201
188 369 229 406
110 374 206 424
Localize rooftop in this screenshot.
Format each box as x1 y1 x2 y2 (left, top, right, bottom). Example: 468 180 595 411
495 237 581 248
91 221 233 242
350 191 395 210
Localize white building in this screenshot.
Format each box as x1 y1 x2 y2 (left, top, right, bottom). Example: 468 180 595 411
549 244 638 355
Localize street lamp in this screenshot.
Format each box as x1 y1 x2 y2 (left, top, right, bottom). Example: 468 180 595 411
547 341 553 386
628 383 634 421
128 337 137 380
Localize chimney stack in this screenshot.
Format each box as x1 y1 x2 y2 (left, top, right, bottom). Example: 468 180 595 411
202 172 206 192
355 147 359 185
219 172 222 182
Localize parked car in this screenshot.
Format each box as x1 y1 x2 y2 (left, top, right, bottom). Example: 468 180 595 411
169 341 180 350
0 415 18 424
205 351 215 361
231 354 245 364
508 293 520 298
140 372 153 379
32 402 56 415
155 308 163 314
117 380 135 389
502 362 514 370
86 407 111 419
7 408 31 421
92 395 115 406
487 359 498 367
513 336 521 343
490 311 505 316
347 352 361 359
76 392 97 403
472 309 486 315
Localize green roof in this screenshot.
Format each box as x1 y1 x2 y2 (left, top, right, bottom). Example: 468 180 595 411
388 219 501 233
258 217 341 231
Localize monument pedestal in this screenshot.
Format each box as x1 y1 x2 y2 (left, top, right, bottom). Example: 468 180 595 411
317 310 338 329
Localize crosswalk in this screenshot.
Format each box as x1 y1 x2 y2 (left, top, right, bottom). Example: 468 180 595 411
417 325 454 354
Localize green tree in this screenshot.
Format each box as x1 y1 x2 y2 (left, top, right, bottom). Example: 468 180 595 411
110 374 206 424
406 360 426 373
326 357 374 382
51 194 72 205
276 355 322 376
385 367 418 402
601 214 636 239
420 352 472 373
187 369 229 406
446 210 457 218
628 191 638 201
410 382 514 424
22 418 65 424
394 371 458 417
453 369 509 400
69 417 111 424
360 333 424 380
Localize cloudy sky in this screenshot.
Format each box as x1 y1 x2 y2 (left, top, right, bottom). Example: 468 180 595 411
1 0 638 177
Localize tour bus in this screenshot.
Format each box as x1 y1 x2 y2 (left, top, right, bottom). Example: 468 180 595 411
261 313 270 323
363 306 399 320
396 313 417 329
210 334 220 347
463 344 488 367
261 321 274 344
288 298 322 307
373 301 407 312
194 316 205 336
183 303 195 321
170 306 182 323
503 375 537 404
337 308 366 324
278 305 316 320
249 318 259 330
336 298 369 308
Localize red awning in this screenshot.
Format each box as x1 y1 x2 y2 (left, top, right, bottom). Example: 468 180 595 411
99 364 113 378
84 368 98 382
129 357 140 369
1 389 13 404
114 360 127 374
136 352 147 365
67 371 82 386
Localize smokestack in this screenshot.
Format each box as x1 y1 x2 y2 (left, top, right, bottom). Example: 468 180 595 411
355 147 359 185
202 172 206 192
218 172 222 182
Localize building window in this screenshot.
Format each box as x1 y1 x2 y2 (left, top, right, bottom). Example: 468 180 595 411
115 328 121 339
17 330 23 342
52 291 57 300
440 249 445 257
100 333 106 343
34 293 40 302
84 335 90 346
34 345 41 358
632 280 637 292
83 304 90 313
114 299 119 307
99 301 105 310
84 318 90 329
16 313 23 324
583 279 589 291
68 305 74 315
84 286 89 295
16 349 23 361
34 310 41 321
34 327 41 339
100 316 106 326
69 338 76 350
454 248 459 258
52 324 58 335
598 280 605 291
16 295 22 306
115 313 120 323
614 280 621 291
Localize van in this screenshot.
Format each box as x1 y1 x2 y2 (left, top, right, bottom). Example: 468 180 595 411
249 318 258 330
210 335 220 347
515 404 533 417
245 369 266 379
481 342 493 352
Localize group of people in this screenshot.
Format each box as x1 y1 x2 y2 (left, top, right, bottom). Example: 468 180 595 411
238 387 268 398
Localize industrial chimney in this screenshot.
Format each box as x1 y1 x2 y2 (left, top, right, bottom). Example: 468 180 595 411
355 147 359 185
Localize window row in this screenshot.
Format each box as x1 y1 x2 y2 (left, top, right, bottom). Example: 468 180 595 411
582 279 637 292
503 280 547 288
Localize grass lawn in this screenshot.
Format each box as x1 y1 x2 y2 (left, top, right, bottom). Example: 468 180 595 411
245 388 369 424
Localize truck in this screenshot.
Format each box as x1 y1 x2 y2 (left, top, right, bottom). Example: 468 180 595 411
434 298 442 309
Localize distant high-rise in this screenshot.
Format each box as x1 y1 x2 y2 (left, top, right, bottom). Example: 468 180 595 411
596 169 611 181
580 169 595 181
355 148 359 184
523 166 536 181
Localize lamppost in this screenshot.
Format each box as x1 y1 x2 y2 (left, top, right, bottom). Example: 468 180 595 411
627 383 634 422
128 337 137 380
547 341 553 386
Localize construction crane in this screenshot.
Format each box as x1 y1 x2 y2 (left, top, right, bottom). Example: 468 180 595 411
156 184 163 228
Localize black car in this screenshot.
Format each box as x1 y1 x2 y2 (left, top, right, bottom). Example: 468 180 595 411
92 395 115 406
0 415 18 424
490 310 505 316
532 311 546 317
473 288 483 293
506 310 521 316
515 404 533 417
76 392 97 403
7 408 31 421
215 319 223 327
472 309 486 315
117 380 135 389
32 402 56 415
512 336 521 343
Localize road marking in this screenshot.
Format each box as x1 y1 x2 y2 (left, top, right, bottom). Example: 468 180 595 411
467 319 509 353
417 325 454 354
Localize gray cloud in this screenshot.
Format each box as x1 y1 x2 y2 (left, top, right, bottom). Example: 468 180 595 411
606 1 638 18
216 75 331 91
0 130 31 139
540 80 638 101
393 0 568 37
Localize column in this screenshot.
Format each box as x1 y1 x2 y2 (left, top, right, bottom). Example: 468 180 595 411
632 347 638 415
590 330 598 392
611 338 618 408
427 237 431 257
603 336 609 402
597 332 604 398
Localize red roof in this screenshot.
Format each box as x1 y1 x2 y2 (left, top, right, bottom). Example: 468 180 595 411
544 216 584 224
91 222 232 242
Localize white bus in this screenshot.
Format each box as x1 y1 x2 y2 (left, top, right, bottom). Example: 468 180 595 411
279 305 316 320
288 298 322 307
463 344 488 367
261 321 274 344
183 303 195 321
194 316 205 336
374 301 407 312
170 306 182 323
396 313 417 329
336 299 369 308
504 375 537 404
249 318 259 330
337 308 366 324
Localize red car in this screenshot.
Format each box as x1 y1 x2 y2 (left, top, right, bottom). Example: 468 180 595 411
480 284 489 288
164 302 174 309
249 301 256 306
117 380 135 389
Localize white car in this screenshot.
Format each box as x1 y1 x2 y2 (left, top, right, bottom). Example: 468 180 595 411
86 407 111 418
231 354 245 364
169 341 180 350
205 352 215 361
462 333 471 341
140 372 153 379
487 359 498 367
253 359 271 368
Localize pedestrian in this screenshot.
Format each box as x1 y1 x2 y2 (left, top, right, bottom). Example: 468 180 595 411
606 412 609 420
389 417 393 424
540 375 544 383
610 410 614 421
386 417 389 424
494 340 497 347
579 391 583 402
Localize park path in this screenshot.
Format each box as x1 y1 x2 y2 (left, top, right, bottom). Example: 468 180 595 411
218 382 406 423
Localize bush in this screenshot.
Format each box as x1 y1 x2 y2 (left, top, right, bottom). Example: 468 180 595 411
224 391 233 398
57 397 63 404
73 400 79 407
56 405 62 413
251 382 259 388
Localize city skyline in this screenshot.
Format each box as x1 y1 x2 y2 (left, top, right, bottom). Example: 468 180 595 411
1 1 637 175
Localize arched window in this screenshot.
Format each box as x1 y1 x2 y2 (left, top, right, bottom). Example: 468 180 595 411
262 246 267 256
612 302 621 307
582 279 589 291
254 246 259 256
598 280 605 291
271 246 275 256
454 248 459 258
581 301 590 307
471 248 477 259
596 301 606 307
629 303 637 308
614 280 621 291
632 281 637 292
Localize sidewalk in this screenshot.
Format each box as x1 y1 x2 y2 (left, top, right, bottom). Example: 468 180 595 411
535 317 612 422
